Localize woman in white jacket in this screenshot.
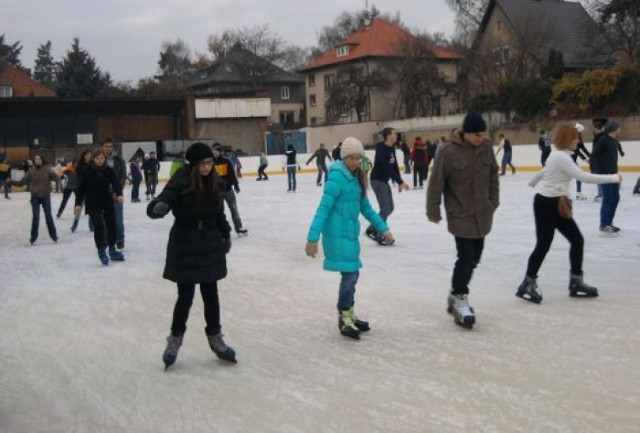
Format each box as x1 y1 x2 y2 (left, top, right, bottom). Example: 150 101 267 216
516 125 622 304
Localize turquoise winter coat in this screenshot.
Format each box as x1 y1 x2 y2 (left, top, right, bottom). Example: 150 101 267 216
307 161 389 272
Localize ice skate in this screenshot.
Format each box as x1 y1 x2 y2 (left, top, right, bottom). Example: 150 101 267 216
575 192 588 201
599 226 619 237
447 294 475 329
569 274 599 298
338 309 361 339
163 334 183 370
207 333 237 363
70 219 79 233
365 227 378 242
98 248 109 265
515 276 543 304
338 307 370 332
236 227 248 236
108 246 125 261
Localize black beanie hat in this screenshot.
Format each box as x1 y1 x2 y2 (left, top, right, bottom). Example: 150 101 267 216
185 142 213 165
604 120 620 133
462 112 487 133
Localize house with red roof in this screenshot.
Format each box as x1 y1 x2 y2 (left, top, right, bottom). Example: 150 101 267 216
0 60 55 98
298 18 463 126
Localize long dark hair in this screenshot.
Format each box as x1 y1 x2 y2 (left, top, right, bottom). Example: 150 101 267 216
181 161 222 207
76 149 92 171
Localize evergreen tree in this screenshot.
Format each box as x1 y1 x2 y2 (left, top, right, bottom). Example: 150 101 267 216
56 37 111 97
34 41 57 90
0 34 23 67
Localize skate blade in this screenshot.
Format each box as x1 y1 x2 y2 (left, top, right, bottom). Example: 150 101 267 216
515 293 542 304
569 292 599 298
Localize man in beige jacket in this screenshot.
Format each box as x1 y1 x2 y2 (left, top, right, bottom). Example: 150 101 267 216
426 112 499 329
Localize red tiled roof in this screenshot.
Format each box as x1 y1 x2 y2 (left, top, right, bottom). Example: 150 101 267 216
0 60 55 97
299 18 462 71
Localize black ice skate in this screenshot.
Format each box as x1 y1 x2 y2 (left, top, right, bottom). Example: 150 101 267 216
516 276 543 304
163 334 183 370
236 227 248 236
569 274 599 298
207 333 237 363
447 294 475 329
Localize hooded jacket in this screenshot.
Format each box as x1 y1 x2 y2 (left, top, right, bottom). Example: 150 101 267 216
307 161 388 272
427 134 499 238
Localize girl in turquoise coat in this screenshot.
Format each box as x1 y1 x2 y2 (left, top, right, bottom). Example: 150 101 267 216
305 137 395 339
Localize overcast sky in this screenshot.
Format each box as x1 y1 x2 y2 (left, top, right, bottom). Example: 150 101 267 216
4 0 457 83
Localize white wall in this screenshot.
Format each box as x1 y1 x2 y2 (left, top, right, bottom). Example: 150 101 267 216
158 141 640 180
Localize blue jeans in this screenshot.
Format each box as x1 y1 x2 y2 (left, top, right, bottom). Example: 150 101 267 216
337 271 359 310
600 183 620 228
30 196 57 241
114 201 124 243
287 167 297 191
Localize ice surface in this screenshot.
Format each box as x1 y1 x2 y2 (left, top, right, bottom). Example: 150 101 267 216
1 171 639 432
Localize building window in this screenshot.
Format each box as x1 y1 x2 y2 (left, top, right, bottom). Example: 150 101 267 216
0 86 13 98
497 20 502 31
279 111 294 128
309 74 315 87
310 117 318 126
336 45 350 57
492 45 510 65
281 86 290 100
310 94 317 107
324 74 336 90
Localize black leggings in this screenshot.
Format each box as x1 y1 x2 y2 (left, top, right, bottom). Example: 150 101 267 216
171 282 221 337
89 208 117 250
526 194 584 278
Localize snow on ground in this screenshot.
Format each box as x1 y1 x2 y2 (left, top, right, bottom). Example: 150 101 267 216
1 171 639 433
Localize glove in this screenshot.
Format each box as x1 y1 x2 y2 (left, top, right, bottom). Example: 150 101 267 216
305 241 318 258
149 201 170 218
382 231 395 245
233 185 240 193
222 237 231 253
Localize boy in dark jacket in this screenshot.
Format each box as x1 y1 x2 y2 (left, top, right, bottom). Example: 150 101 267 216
365 127 410 244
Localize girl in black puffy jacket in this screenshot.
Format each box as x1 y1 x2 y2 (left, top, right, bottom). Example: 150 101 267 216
147 142 236 369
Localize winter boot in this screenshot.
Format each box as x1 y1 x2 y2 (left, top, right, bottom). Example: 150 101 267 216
446 294 475 329
98 248 109 266
338 307 370 332
70 218 79 233
569 274 599 298
207 332 237 363
108 245 125 261
163 334 183 370
515 276 543 304
338 308 361 339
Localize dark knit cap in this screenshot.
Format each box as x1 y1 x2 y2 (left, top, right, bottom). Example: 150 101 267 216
462 112 487 133
185 142 213 165
604 120 620 133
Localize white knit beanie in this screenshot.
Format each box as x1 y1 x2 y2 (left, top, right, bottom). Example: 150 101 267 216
340 137 364 159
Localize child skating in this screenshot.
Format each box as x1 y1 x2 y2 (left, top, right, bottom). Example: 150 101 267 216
305 137 394 339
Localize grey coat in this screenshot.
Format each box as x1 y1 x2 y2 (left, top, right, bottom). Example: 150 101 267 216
24 165 59 198
426 134 499 238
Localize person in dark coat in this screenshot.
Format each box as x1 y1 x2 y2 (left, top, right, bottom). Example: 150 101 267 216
591 120 623 234
147 142 236 369
74 148 124 265
427 113 499 330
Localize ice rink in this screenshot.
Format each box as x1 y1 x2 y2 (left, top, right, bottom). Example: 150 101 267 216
1 170 639 432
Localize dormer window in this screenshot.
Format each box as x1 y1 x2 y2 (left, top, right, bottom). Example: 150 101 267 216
336 45 350 57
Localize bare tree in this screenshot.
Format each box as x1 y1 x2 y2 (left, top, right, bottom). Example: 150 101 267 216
325 64 390 123
387 34 459 118
595 0 640 62
208 25 309 72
